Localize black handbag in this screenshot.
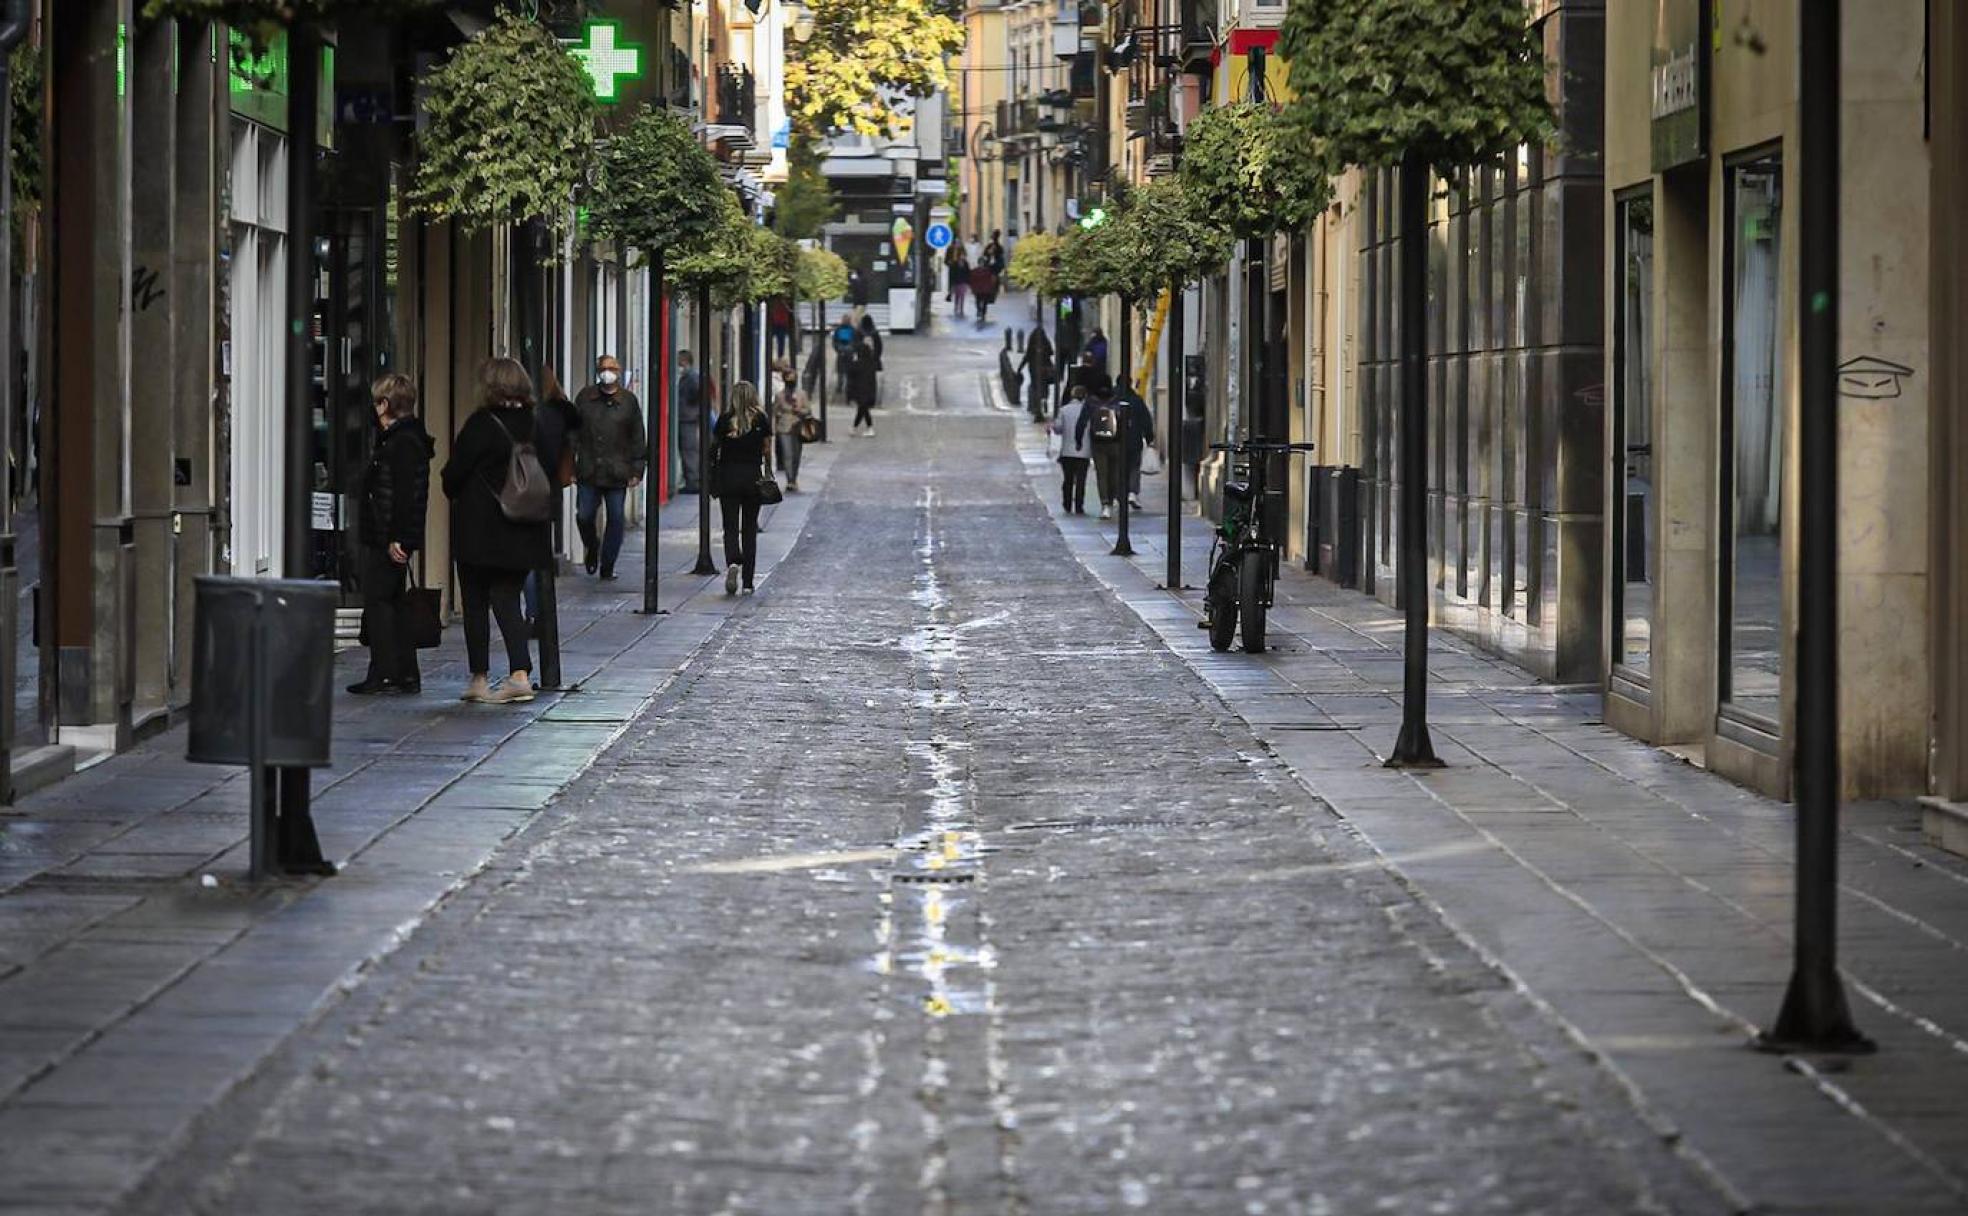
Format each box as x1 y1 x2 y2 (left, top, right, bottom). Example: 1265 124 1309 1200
755 448 784 506
405 564 444 650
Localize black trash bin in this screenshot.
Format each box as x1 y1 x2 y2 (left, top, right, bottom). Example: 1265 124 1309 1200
188 577 337 769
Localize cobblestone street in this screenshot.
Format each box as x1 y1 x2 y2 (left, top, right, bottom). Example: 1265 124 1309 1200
111 331 1702 1215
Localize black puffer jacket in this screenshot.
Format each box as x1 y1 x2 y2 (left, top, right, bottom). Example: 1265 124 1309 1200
442 406 553 572
359 416 435 552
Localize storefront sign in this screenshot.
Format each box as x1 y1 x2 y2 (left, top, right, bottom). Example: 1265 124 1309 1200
1651 0 1709 171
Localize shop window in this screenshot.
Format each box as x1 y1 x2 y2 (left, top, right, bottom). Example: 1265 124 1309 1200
1612 188 1654 676
1721 153 1784 724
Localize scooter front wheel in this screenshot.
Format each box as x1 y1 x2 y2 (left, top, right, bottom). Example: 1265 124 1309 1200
1239 552 1268 653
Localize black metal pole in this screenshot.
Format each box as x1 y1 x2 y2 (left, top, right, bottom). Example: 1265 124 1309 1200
1760 0 1869 1055
0 15 19 803
1111 296 1135 557
1034 148 1046 348
642 250 667 614
817 299 829 441
1387 151 1440 768
278 27 330 872
1164 280 1185 590
693 284 717 574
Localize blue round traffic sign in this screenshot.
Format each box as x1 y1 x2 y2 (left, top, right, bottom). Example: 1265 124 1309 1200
925 222 954 251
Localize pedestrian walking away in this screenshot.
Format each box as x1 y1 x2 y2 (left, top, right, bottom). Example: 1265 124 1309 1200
981 229 1006 274
349 371 433 696
844 334 880 436
523 365 583 628
771 359 813 492
858 314 885 404
712 381 772 595
1019 325 1055 422
1053 384 1094 515
1078 374 1124 518
946 244 971 317
675 350 707 494
573 353 648 581
768 296 794 358
1114 378 1156 509
970 263 1000 325
442 357 553 705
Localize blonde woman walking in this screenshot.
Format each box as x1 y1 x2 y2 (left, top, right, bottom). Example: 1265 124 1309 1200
712 381 773 595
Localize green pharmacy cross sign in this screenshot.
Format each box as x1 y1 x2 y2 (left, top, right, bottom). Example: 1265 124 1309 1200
567 21 643 102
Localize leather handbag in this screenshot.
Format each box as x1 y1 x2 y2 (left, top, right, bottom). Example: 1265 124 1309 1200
755 448 784 506
797 416 822 444
405 564 444 650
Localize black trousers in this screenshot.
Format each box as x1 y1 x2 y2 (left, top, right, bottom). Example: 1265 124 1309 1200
852 401 875 428
1058 457 1090 512
457 563 531 676
359 547 419 686
720 494 761 586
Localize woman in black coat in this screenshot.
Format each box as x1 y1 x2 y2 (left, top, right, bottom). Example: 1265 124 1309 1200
442 357 553 704
712 381 772 595
845 337 880 437
350 372 434 696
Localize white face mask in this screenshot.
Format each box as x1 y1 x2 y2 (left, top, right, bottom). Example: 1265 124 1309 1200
598 370 619 387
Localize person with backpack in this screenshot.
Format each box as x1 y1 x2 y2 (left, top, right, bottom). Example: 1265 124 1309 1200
349 372 434 695
1052 384 1094 515
572 353 647 582
442 357 553 705
1074 374 1129 520
712 381 773 595
522 366 583 631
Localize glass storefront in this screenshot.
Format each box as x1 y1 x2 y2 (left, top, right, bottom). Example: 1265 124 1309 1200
1612 189 1655 676
1721 154 1784 724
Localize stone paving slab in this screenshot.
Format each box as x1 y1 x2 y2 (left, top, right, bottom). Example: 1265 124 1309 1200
0 446 839 1212
1015 415 1968 1213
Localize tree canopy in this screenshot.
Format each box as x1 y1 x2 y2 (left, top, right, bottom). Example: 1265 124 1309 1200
1108 179 1232 296
589 105 726 259
785 0 965 138
795 246 850 301
1005 232 1064 295
1177 102 1331 240
673 194 793 308
1278 0 1554 174
409 12 597 239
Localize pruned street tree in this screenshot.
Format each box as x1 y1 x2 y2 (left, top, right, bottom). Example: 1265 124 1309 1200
1279 0 1554 767
784 0 964 139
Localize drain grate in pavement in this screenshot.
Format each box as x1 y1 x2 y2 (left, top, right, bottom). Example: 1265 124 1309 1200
1006 817 1180 833
892 872 977 885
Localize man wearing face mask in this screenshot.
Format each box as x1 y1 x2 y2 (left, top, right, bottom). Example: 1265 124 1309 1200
571 354 648 582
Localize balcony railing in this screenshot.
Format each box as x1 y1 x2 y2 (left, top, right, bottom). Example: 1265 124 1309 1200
715 65 755 134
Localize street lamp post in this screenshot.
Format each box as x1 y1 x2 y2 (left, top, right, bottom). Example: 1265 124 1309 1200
1385 149 1440 769
1111 296 1135 557
1759 0 1870 1055
1163 281 1185 591
693 284 718 575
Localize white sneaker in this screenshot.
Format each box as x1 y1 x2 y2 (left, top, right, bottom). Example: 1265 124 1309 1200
725 566 740 595
1099 503 1112 520
865 427 876 438
1129 497 1144 510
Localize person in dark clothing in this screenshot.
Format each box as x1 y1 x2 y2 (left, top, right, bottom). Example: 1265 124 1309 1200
858 314 884 406
1085 328 1110 376
676 350 706 493
712 381 772 594
1074 374 1151 517
442 357 552 705
970 264 1000 324
350 372 434 695
1114 380 1156 507
572 353 647 581
844 337 880 436
1018 326 1055 422
981 230 1006 273
768 297 794 358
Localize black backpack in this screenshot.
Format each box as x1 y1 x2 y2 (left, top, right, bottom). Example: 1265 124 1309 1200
1089 401 1121 442
487 410 553 523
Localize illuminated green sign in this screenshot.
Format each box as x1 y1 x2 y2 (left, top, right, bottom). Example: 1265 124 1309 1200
1079 206 1108 230
566 21 643 102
